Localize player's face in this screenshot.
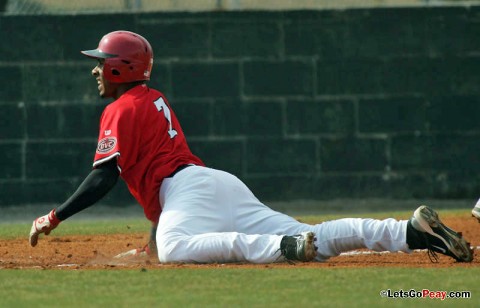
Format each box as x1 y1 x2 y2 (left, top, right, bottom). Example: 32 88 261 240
92 59 116 98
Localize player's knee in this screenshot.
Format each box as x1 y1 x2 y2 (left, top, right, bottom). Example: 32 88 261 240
156 234 182 263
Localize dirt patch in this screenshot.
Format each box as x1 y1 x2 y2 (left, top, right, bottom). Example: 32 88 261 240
2 215 479 270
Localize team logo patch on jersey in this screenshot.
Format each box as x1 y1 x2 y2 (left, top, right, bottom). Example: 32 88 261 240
96 137 117 154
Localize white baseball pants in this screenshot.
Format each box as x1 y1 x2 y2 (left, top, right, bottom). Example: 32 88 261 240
156 166 410 263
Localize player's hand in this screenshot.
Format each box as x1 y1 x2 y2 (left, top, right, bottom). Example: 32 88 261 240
113 240 157 260
29 209 61 247
145 239 157 256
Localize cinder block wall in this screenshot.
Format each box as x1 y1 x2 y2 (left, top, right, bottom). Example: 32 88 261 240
1 7 480 207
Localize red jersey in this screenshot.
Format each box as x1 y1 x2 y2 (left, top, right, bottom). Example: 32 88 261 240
93 84 204 223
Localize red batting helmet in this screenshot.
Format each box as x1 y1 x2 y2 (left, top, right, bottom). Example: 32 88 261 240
81 30 153 83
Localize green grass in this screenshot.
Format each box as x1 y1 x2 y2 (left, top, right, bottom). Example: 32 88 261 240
1 209 478 307
0 268 478 307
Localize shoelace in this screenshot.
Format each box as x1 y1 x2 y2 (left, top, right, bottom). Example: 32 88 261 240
422 233 439 263
273 248 296 264
427 248 439 263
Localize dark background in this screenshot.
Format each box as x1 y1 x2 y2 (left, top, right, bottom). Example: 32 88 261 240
1 6 480 208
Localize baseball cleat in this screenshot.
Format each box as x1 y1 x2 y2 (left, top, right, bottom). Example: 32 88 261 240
279 231 317 262
407 205 473 262
472 207 480 223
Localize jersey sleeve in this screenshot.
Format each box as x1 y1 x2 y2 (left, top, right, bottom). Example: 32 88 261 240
93 104 139 173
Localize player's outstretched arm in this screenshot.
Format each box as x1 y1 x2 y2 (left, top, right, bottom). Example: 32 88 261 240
29 159 119 247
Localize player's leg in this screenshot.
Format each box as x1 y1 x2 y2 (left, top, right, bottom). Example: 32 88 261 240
310 218 409 261
234 191 472 262
156 230 283 263
306 206 472 262
227 175 410 261
156 166 288 263
234 204 410 261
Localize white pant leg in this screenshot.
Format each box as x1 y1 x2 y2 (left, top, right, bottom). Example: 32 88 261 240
156 166 284 263
236 205 410 261
229 178 411 261
157 231 282 263
311 218 410 261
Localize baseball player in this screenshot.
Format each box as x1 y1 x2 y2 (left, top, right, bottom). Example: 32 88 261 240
472 201 480 223
29 30 473 264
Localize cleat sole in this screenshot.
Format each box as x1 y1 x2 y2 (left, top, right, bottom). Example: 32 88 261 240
413 205 473 262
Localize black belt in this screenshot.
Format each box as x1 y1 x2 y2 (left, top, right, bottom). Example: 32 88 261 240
167 164 193 178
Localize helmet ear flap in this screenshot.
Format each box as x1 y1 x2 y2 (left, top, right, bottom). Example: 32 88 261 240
102 60 123 83
104 57 145 83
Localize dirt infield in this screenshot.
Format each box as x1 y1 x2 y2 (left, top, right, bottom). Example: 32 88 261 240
1 215 479 270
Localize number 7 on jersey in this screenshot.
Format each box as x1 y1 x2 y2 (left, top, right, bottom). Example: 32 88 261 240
154 97 178 139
